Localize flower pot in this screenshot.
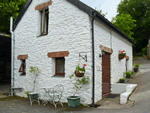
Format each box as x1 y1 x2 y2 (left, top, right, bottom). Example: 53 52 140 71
118 54 126 60
119 79 125 83
27 94 38 99
67 96 80 107
74 71 84 77
134 68 139 72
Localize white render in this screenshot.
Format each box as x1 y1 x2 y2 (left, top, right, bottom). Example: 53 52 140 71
13 0 133 104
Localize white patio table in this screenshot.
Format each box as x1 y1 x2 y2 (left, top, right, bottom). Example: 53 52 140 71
41 84 64 109
40 87 52 106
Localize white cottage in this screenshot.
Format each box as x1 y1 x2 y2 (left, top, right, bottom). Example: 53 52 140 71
12 0 135 105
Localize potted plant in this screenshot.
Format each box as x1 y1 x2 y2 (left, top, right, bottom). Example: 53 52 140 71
119 78 125 83
133 64 140 72
25 91 32 98
74 64 86 77
124 70 134 78
67 74 90 107
25 66 41 99
118 50 126 60
119 73 126 83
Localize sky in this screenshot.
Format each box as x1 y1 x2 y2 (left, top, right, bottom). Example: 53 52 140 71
80 0 122 21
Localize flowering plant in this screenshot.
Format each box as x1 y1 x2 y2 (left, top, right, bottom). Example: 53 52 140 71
119 50 126 55
76 64 86 73
29 66 41 92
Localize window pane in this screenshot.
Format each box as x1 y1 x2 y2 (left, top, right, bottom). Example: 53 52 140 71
56 58 64 73
19 60 25 72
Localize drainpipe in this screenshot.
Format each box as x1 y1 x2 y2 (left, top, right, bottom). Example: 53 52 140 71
10 17 14 96
91 11 96 107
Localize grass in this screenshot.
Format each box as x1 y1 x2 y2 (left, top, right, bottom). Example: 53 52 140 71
0 96 27 101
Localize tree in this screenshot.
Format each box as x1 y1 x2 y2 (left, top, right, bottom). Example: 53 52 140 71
0 0 27 34
112 13 136 40
95 7 107 17
116 0 150 52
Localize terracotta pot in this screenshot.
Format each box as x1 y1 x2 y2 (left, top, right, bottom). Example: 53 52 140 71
74 71 84 77
118 54 126 60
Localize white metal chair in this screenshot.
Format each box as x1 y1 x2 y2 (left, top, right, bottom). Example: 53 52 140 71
49 84 64 108
28 92 40 106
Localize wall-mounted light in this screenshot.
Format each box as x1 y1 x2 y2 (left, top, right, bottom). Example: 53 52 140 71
99 49 105 57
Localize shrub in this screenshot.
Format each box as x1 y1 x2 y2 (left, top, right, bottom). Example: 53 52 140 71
134 64 140 68
124 71 134 78
120 78 125 81
142 47 147 55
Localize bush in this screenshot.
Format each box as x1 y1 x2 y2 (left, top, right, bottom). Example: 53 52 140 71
135 52 143 56
124 71 134 78
142 47 147 55
134 64 140 68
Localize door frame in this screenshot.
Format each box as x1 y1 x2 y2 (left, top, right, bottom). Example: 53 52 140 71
100 45 113 98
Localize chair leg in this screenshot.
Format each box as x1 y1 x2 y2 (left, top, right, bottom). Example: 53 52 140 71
53 102 57 109
60 102 63 107
38 99 40 105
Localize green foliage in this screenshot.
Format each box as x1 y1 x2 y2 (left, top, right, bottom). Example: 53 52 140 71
112 13 136 40
119 53 126 55
69 74 90 96
0 0 27 33
76 65 85 73
25 91 31 94
142 47 147 55
124 70 134 78
29 66 41 92
116 0 150 52
29 66 41 76
134 64 140 68
120 78 125 81
135 52 143 56
95 7 107 17
80 103 84 106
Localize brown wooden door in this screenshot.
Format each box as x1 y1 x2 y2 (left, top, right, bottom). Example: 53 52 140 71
102 52 111 97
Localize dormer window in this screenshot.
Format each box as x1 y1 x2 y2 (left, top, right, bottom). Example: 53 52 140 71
39 8 49 36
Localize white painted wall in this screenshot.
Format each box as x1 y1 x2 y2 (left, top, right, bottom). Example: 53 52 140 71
14 0 92 104
94 20 133 103
13 0 133 104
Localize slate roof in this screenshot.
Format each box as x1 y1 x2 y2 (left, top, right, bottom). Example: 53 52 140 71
13 0 135 44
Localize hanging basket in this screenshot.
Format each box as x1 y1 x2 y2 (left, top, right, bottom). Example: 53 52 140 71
74 71 84 77
118 54 126 60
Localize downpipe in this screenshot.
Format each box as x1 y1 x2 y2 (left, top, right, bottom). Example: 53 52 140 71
10 17 14 96
91 11 96 107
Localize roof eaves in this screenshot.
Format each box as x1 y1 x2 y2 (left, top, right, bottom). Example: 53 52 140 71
67 0 135 45
67 0 92 16
95 12 136 44
13 0 32 31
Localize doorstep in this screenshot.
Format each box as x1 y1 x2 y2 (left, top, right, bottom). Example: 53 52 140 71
96 94 135 109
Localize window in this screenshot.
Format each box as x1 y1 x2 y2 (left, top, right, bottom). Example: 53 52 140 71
55 57 65 76
19 60 26 75
39 8 49 36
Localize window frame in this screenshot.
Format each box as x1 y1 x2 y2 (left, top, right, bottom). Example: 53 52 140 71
39 8 49 36
19 60 26 75
55 57 65 76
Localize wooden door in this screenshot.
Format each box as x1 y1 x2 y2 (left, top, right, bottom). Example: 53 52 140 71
102 52 111 97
